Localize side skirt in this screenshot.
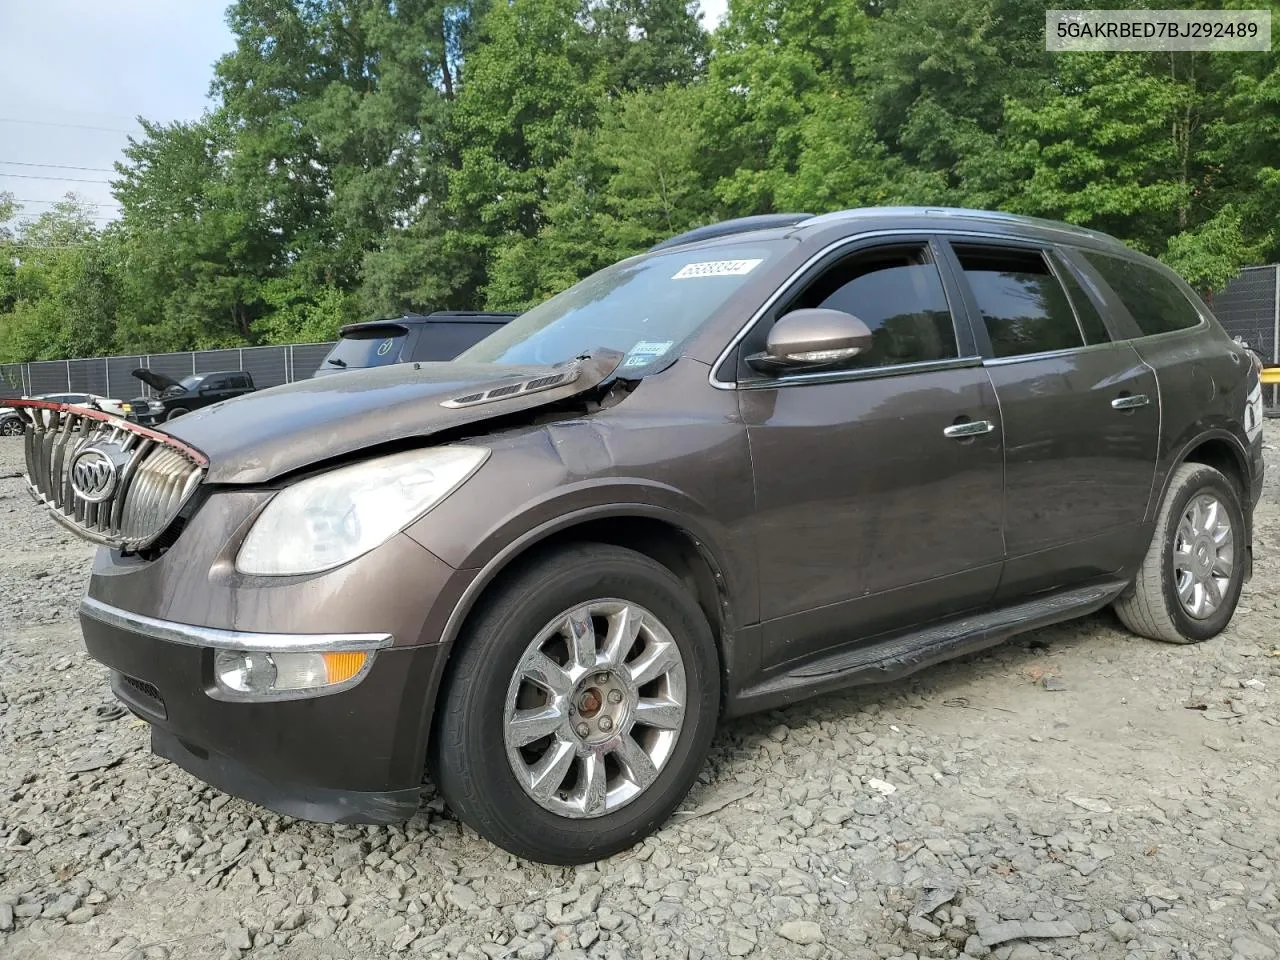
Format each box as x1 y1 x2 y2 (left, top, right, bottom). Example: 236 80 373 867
726 579 1128 718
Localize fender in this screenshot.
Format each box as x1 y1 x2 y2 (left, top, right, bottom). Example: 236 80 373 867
437 495 742 654
1150 427 1252 522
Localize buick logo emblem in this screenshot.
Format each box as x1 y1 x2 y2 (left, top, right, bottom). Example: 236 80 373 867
69 447 120 503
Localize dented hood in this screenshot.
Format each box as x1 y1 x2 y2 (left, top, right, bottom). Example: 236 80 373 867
162 350 624 484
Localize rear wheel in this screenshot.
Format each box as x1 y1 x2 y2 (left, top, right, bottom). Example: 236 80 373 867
0 418 23 437
432 544 719 864
1114 463 1247 644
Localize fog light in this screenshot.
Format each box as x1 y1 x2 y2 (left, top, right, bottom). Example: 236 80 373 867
212 649 370 701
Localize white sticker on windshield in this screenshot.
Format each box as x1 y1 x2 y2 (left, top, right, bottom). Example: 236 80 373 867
622 340 674 368
671 258 763 280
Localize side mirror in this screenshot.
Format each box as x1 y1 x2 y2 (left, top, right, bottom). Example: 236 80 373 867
746 308 874 374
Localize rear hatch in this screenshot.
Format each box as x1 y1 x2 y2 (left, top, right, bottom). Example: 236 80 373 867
314 322 410 377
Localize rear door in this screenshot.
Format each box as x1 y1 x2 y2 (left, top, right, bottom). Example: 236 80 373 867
940 238 1159 599
740 236 1006 668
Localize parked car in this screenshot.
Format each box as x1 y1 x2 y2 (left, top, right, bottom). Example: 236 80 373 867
14 207 1265 865
125 369 256 423
0 392 126 435
313 311 518 377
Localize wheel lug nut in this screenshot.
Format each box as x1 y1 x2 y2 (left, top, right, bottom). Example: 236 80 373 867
576 723 590 738
607 690 623 704
599 717 614 732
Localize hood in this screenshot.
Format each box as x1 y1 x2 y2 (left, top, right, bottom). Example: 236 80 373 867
133 368 184 392
162 349 624 484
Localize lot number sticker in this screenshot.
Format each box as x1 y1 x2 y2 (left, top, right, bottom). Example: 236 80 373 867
671 258 763 280
623 340 675 368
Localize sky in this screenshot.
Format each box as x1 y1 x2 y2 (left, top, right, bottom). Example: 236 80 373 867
0 0 731 229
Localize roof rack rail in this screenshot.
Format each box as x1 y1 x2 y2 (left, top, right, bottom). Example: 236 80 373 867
648 213 815 252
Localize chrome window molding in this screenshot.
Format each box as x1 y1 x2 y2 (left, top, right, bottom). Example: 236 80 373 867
738 356 984 391
80 596 394 653
709 226 1207 389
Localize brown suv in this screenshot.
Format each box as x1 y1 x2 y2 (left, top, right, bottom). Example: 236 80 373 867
13 207 1266 865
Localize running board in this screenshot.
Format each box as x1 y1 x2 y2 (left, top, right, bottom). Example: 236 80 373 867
729 579 1128 716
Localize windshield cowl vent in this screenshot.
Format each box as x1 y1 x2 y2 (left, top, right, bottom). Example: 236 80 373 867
442 366 581 409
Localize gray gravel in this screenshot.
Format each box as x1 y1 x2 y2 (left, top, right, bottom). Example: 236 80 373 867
2 435 1279 960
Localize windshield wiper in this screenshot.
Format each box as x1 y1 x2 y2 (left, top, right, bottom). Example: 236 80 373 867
326 357 348 367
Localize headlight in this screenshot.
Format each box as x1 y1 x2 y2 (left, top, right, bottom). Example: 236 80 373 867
212 649 372 700
236 446 489 576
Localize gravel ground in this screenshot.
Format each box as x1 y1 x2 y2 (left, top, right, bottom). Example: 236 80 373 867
2 436 1279 960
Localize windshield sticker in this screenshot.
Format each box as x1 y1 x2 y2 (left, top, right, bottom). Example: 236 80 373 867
671 258 763 280
376 337 396 357
622 340 675 368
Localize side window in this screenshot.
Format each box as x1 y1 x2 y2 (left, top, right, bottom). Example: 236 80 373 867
1053 257 1111 345
231 375 250 389
203 376 228 391
416 323 504 362
953 245 1084 358
1079 251 1202 336
782 244 958 368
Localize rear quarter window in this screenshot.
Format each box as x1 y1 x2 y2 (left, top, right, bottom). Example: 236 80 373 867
1080 252 1203 337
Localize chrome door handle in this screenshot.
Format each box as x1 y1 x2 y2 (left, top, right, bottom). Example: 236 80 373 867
943 420 996 439
1111 394 1150 410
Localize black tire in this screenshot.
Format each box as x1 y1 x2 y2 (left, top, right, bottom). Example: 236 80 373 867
1114 463 1247 644
431 543 720 864
164 407 189 421
0 418 24 437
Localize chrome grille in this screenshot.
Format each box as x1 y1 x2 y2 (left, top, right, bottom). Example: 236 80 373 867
16 402 206 550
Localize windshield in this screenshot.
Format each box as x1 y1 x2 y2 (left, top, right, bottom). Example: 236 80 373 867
322 325 409 370
456 242 781 371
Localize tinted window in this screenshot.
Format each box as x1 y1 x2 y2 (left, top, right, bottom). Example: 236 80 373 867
1080 251 1203 336
202 376 229 390
785 245 958 367
954 246 1083 358
1054 258 1111 345
323 325 409 371
230 374 251 389
415 322 506 362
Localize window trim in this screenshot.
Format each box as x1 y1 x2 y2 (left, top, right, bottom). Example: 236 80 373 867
717 233 976 388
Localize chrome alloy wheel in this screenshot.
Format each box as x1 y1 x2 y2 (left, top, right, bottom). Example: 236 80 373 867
502 600 687 819
1173 493 1234 620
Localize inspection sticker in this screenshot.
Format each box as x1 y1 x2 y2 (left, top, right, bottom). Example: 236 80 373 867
622 340 674 368
671 258 763 280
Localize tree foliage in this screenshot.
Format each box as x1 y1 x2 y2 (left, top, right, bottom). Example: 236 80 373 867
4 0 1280 363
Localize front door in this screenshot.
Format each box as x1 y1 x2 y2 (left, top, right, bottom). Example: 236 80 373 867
940 239 1160 599
737 238 1006 669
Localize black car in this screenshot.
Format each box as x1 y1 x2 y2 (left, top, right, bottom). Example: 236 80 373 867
127 370 256 423
313 311 517 377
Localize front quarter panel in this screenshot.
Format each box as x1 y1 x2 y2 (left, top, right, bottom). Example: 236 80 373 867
403 359 758 626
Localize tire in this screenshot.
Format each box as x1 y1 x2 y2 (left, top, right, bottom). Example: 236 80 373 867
1114 463 1247 644
432 543 720 864
164 407 189 421
0 418 24 437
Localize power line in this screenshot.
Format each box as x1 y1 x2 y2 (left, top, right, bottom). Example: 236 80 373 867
0 117 136 135
0 172 112 184
0 160 115 173
11 197 122 208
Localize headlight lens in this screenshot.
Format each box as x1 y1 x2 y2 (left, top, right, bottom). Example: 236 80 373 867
236 446 489 576
213 649 371 700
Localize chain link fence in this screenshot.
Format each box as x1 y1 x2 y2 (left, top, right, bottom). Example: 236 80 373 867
0 343 335 399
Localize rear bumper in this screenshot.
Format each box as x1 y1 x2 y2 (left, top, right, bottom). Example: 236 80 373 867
82 599 443 824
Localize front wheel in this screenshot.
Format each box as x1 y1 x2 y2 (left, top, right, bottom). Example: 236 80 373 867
164 407 189 421
0 418 24 437
431 544 720 864
1114 462 1247 644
